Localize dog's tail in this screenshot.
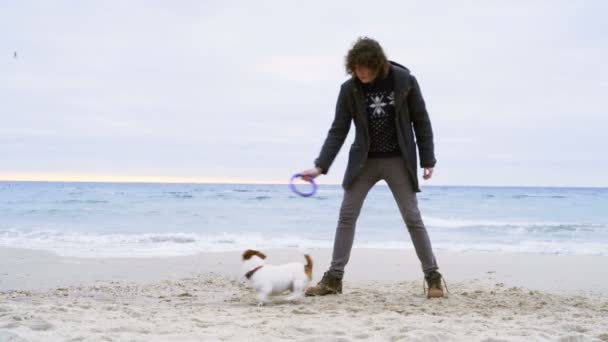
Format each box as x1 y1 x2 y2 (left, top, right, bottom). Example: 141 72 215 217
304 254 313 280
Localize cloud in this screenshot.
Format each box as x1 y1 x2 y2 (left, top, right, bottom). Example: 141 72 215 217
1 1 606 187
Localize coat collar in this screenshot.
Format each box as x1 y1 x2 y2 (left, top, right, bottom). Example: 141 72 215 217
351 81 368 127
390 62 412 114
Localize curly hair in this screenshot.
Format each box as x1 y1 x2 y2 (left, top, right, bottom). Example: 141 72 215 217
345 37 390 78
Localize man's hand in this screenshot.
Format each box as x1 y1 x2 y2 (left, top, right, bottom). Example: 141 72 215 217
300 167 322 182
423 167 434 180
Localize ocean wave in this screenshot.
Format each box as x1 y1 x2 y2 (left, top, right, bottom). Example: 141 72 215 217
0 229 332 258
432 240 608 256
165 192 194 199
143 236 196 244
0 228 606 258
232 189 273 193
62 199 109 204
423 216 605 232
512 194 568 199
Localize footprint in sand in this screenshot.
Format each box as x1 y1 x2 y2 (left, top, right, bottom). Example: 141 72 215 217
0 322 20 329
294 326 315 334
558 335 587 342
24 319 54 331
0 331 28 342
561 323 588 333
354 333 371 339
292 308 316 315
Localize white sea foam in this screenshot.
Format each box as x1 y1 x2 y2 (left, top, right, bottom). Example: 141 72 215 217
0 228 331 257
0 227 606 258
422 216 603 231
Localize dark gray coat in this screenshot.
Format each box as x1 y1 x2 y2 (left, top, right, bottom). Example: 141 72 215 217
314 62 436 192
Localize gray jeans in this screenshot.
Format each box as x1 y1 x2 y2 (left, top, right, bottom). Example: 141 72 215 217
329 157 439 278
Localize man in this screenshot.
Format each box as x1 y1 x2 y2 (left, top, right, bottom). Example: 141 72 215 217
300 37 444 298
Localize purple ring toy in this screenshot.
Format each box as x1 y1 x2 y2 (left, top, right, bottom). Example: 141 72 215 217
289 173 318 197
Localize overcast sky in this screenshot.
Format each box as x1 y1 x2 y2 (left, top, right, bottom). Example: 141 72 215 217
1 1 606 187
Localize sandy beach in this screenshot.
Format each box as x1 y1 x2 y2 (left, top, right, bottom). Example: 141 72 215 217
1 247 607 341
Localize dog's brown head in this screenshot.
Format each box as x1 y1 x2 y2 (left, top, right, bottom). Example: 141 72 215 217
242 249 267 261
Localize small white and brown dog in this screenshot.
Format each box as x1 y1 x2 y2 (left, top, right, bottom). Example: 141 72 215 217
241 249 313 305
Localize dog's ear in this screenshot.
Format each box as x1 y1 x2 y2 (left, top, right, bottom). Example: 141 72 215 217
242 249 256 260
242 249 266 260
255 251 267 259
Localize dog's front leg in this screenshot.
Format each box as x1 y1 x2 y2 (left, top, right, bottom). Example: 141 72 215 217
285 293 304 302
286 280 307 302
256 284 272 306
257 293 270 306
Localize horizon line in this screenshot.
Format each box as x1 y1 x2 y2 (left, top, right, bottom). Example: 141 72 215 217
0 176 605 189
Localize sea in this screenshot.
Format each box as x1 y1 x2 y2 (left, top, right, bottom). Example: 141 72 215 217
0 181 606 258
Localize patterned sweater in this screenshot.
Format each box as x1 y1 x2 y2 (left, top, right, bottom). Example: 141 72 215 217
360 69 401 158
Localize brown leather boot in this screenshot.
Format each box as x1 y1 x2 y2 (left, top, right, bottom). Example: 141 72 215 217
305 271 343 296
425 270 445 298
